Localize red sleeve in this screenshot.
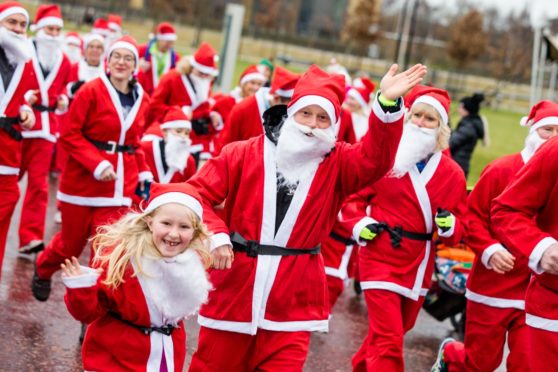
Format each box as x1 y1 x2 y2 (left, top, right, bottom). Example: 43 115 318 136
147 72 173 125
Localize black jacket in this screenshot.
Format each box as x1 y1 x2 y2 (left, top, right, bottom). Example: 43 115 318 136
449 114 484 178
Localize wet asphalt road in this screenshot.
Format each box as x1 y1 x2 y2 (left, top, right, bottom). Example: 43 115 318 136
0 177 460 371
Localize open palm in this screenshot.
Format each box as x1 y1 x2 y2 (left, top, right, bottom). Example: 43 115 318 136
380 64 428 101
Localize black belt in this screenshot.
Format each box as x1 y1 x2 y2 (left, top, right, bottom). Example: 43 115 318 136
231 232 320 257
0 116 22 141
375 222 433 248
329 231 356 246
32 104 56 112
109 312 177 336
87 138 136 154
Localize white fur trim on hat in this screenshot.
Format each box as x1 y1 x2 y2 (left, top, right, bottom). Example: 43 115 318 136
161 120 192 130
240 72 266 86
144 192 203 220
531 116 558 132
347 88 368 110
274 88 294 98
84 33 104 49
189 56 218 76
109 40 139 67
157 33 177 41
65 35 81 46
0 7 29 23
287 95 337 124
413 95 448 126
32 16 63 31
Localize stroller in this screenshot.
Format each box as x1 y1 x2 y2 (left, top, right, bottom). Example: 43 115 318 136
422 242 475 340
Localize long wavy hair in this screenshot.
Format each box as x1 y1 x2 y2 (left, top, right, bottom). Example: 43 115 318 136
91 206 212 289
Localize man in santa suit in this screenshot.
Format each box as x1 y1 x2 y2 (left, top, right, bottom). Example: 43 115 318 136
141 106 197 184
62 31 82 64
487 108 558 371
147 42 218 164
186 63 427 371
432 101 558 372
66 33 105 99
341 77 375 143
216 65 300 151
0 1 36 274
90 18 111 41
342 86 468 372
18 4 72 255
137 22 180 96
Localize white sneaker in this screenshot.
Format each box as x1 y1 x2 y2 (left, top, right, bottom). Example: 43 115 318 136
431 337 455 372
54 211 62 224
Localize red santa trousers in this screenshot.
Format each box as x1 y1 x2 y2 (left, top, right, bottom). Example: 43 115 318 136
528 325 558 370
352 289 424 372
189 326 311 372
0 175 20 275
18 138 55 247
36 202 127 279
443 301 529 372
327 275 345 311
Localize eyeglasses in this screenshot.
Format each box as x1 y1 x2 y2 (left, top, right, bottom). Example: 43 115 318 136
110 53 135 64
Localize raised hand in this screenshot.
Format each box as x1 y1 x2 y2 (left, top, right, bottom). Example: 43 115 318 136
380 64 428 101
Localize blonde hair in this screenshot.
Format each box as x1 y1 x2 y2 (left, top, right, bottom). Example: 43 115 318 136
406 102 450 152
91 206 212 289
176 56 193 75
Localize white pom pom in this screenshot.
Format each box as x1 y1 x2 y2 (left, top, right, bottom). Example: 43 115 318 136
519 116 530 127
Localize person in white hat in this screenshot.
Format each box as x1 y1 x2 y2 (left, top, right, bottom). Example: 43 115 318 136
66 33 105 99
0 0 36 275
18 4 72 255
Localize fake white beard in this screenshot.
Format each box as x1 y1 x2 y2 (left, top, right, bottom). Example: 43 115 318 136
276 115 336 189
0 27 32 65
63 44 82 64
78 58 103 82
36 29 62 71
165 133 191 173
390 122 438 178
189 73 211 100
523 130 547 162
139 249 212 325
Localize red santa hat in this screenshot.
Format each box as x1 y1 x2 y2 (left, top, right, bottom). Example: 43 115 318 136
189 42 218 76
239 65 266 86
156 22 177 41
520 100 558 132
405 85 450 126
160 106 192 130
108 35 139 70
64 31 82 48
270 66 300 98
144 183 203 221
91 18 110 37
0 2 29 24
83 33 104 50
30 4 63 32
287 64 345 124
347 78 375 109
107 14 122 33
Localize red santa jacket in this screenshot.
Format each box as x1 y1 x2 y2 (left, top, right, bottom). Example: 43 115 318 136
63 263 186 371
465 152 530 309
337 108 357 144
65 59 105 98
0 60 35 175
141 138 196 183
57 75 151 207
187 99 403 334
137 43 180 96
23 46 71 142
492 137 558 332
340 152 468 300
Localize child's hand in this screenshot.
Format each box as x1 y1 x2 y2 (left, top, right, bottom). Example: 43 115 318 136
61 257 84 277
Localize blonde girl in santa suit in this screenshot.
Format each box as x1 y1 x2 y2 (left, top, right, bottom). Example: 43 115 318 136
32 35 153 301
60 182 212 372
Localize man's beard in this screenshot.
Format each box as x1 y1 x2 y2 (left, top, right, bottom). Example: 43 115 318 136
523 130 546 161
62 44 82 64
35 29 62 72
276 115 336 190
165 133 191 173
189 73 211 100
0 27 31 65
390 122 438 178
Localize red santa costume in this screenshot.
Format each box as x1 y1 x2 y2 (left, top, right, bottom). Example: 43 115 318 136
216 66 300 151
18 4 72 253
91 18 111 40
62 183 211 372
147 42 218 161
344 86 468 372
187 65 406 371
0 2 36 273
142 107 197 183
137 22 180 96
491 106 558 371
34 36 153 295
